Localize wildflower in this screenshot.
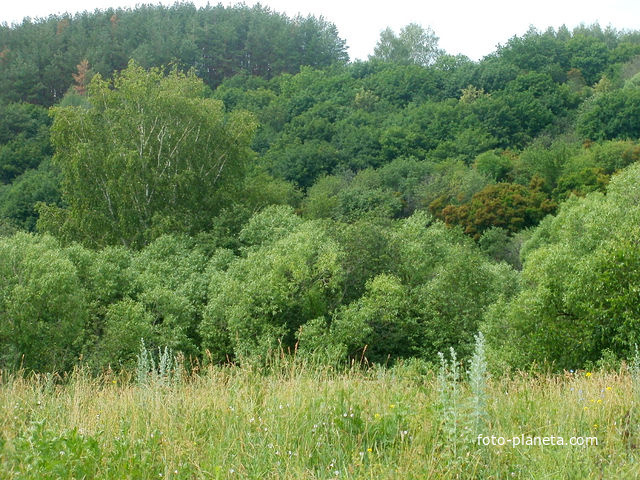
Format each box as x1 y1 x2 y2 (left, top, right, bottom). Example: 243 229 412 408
390 404 396 409
374 413 381 419
606 387 612 391
584 406 589 411
597 399 602 404
593 424 598 428
367 448 373 453
585 372 592 378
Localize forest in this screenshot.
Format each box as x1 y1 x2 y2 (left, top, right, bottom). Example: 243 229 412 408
2 3 640 374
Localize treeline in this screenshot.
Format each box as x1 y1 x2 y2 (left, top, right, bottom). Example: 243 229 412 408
0 3 347 106
2 7 640 372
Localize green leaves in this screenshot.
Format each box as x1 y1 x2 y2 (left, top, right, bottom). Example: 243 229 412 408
371 24 443 66
577 86 640 141
483 163 640 369
313 212 519 364
44 61 256 248
202 219 345 362
0 233 88 371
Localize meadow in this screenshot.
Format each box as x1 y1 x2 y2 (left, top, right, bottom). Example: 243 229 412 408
1 350 639 479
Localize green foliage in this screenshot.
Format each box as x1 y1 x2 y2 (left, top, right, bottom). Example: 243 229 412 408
328 218 393 303
10 422 101 479
239 168 302 212
96 299 154 369
371 23 443 66
0 4 348 106
484 163 640 369
0 233 88 371
0 229 217 372
201 219 344 362
268 138 341 188
238 204 303 249
41 61 256 248
3 14 640 374
478 227 527 269
577 86 640 140
0 102 52 184
0 159 61 231
127 235 212 359
474 150 512 181
315 213 519 364
329 273 413 362
553 166 609 199
301 169 404 222
512 137 581 192
423 160 492 215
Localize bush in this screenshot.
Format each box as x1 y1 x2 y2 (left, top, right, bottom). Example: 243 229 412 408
0 233 88 371
483 163 640 369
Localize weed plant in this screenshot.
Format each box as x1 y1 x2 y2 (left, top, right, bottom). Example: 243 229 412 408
0 354 638 478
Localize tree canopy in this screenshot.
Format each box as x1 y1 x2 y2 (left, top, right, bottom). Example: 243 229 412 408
2 14 640 372
39 61 256 249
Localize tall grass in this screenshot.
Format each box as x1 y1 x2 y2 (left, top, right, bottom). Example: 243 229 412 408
0 358 638 479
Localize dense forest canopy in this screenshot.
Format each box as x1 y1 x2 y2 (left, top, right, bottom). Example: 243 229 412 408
2 4 640 372
0 3 348 106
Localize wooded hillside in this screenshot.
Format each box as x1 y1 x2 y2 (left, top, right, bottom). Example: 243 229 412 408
2 5 640 372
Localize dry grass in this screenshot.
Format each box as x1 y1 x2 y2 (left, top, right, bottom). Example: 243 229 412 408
0 363 638 479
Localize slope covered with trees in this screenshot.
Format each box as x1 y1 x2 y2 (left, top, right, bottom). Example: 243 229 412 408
2 5 640 372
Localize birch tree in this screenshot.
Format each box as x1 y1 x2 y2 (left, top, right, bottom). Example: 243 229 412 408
42 61 256 248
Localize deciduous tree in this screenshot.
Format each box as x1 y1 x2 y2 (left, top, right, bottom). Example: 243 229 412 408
40 61 256 248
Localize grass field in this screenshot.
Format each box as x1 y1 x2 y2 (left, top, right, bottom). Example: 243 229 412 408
1 355 639 480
